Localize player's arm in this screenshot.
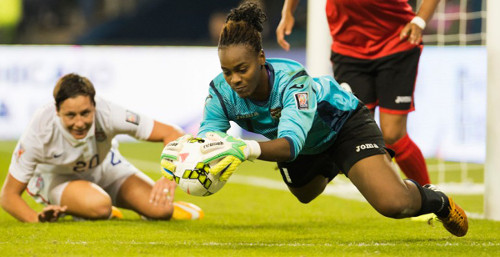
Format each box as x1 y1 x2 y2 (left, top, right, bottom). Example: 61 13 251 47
274 75 317 161
257 138 291 162
198 134 290 181
102 98 183 145
0 174 66 222
1 138 42 222
276 0 300 51
198 89 231 137
147 120 184 146
0 174 38 222
400 0 440 44
100 99 180 203
204 73 316 168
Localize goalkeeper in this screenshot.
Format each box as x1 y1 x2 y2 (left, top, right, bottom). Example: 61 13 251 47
187 1 467 237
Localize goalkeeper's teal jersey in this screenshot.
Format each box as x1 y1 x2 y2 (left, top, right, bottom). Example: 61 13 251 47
199 58 359 160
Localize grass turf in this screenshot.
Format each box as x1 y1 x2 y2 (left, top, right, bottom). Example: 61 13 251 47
0 141 499 256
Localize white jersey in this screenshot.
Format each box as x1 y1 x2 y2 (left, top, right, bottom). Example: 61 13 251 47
8 97 154 184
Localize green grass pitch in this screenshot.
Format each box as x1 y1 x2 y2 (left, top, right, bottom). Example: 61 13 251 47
0 140 499 256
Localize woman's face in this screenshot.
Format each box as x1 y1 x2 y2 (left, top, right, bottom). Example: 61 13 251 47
57 95 95 139
218 44 266 100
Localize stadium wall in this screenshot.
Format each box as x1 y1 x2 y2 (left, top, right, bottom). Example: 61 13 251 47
0 45 486 163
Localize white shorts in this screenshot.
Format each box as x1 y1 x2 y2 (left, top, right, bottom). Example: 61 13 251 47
26 149 154 206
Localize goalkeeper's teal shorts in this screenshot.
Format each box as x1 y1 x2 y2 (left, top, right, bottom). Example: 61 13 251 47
277 103 393 188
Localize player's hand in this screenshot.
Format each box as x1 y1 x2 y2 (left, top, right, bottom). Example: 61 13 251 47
276 12 295 51
38 205 67 223
150 177 176 206
201 131 261 181
160 135 194 180
400 22 423 45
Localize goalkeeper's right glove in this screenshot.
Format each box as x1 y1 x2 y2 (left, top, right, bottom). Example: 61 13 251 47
201 131 261 181
160 134 193 180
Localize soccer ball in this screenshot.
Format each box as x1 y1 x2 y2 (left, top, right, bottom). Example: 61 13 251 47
164 138 226 197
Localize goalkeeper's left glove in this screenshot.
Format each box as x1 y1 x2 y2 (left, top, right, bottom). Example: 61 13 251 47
160 134 194 180
201 131 261 181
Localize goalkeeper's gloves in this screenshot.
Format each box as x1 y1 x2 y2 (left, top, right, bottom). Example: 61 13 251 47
160 134 194 180
201 131 261 181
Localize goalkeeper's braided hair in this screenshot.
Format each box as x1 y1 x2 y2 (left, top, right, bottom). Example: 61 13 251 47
218 1 267 53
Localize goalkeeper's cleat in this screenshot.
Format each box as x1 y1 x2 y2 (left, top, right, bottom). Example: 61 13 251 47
172 201 204 220
110 206 124 219
438 197 468 237
423 184 468 237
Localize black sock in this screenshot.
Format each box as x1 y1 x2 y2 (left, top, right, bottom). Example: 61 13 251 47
408 180 450 218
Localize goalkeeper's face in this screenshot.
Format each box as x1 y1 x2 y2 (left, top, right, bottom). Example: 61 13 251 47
57 95 96 139
219 45 267 100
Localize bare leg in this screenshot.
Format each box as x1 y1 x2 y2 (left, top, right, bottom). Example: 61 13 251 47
379 112 407 144
347 153 421 218
287 175 330 204
116 174 173 220
60 180 112 219
380 112 431 185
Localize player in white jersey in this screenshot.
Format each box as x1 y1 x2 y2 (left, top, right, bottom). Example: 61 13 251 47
0 73 203 222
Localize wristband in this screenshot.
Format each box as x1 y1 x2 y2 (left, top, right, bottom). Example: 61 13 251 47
243 140 261 161
410 16 426 30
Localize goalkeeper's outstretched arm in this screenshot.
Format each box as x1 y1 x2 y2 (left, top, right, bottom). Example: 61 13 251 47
257 138 292 162
202 133 293 181
203 132 292 163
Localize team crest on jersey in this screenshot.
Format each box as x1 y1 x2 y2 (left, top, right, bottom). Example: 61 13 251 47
15 144 25 162
270 108 282 119
294 92 309 110
126 110 140 125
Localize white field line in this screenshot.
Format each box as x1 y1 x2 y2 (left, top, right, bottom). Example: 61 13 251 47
426 162 484 172
129 158 485 219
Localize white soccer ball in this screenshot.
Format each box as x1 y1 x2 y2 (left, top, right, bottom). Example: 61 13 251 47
168 139 226 197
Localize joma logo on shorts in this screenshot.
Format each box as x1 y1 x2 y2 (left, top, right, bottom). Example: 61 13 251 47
356 143 379 152
395 96 412 103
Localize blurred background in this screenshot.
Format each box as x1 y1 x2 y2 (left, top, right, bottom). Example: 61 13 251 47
0 0 489 186
0 0 485 46
0 0 307 47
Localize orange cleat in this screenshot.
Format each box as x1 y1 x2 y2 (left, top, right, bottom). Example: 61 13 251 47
172 201 204 220
438 197 468 237
110 206 123 219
